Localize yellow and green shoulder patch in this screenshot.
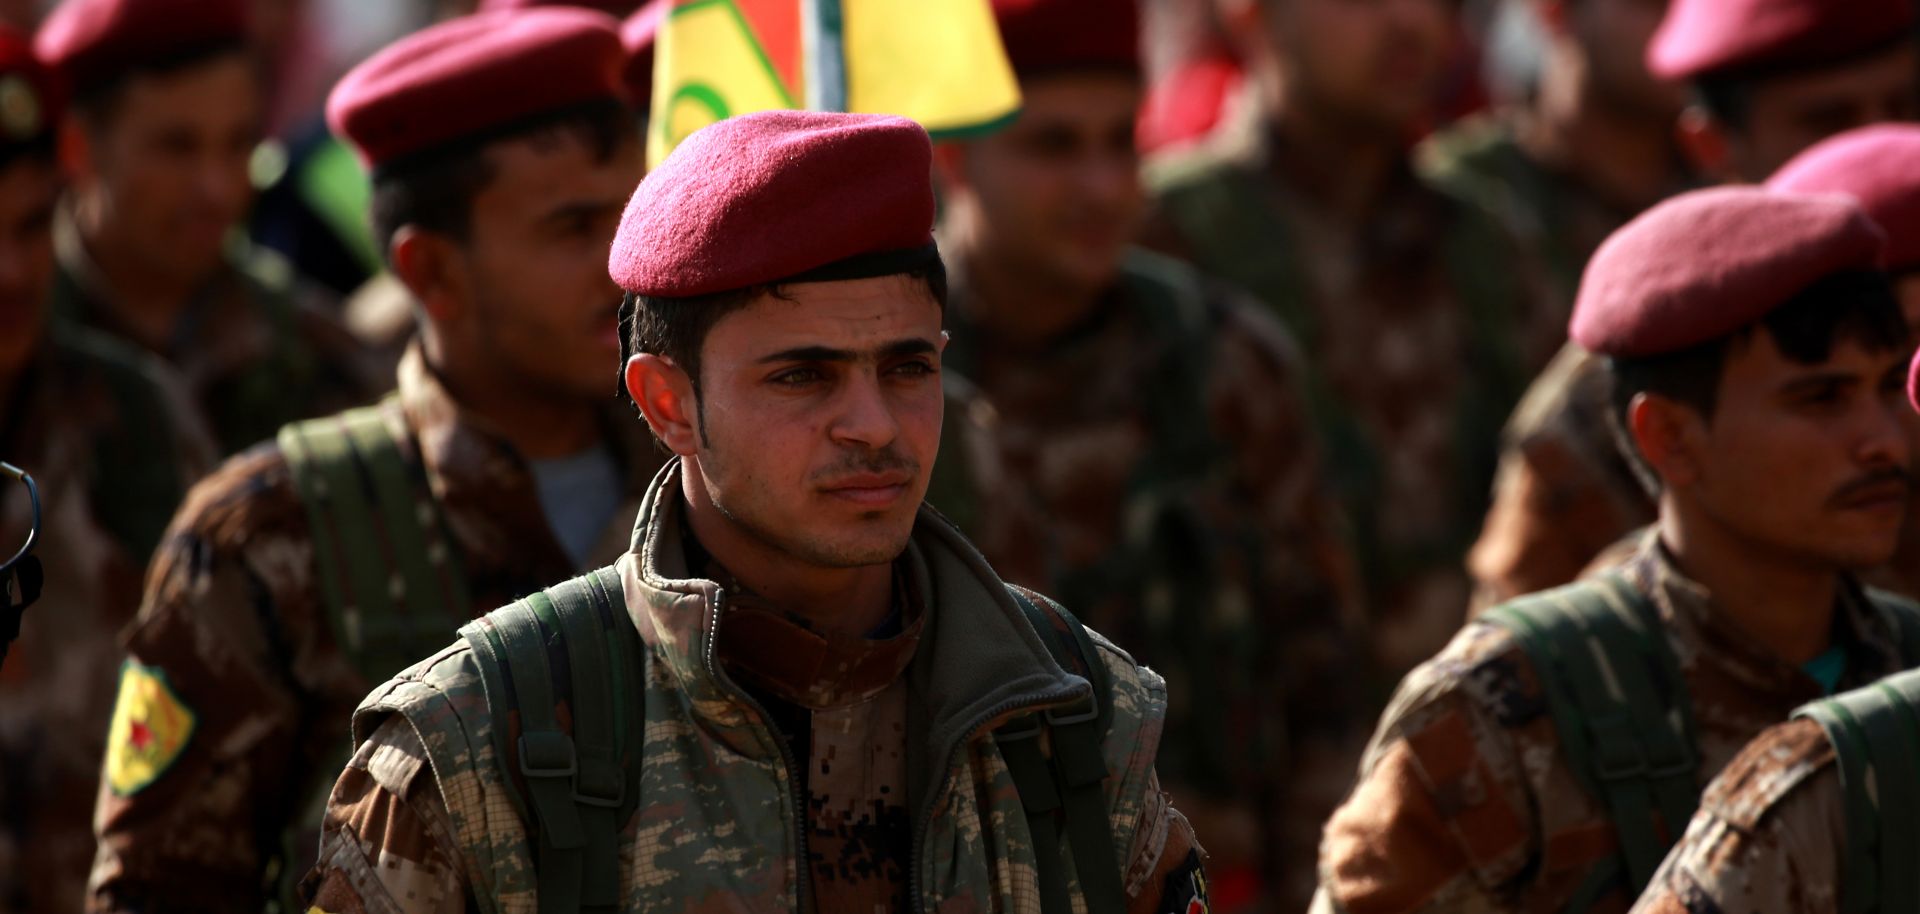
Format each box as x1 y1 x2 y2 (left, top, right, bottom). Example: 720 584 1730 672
103 659 197 796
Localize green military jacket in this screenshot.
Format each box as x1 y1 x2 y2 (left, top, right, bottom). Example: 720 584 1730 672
303 461 1199 913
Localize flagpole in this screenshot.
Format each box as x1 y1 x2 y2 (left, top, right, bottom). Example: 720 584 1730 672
803 0 849 112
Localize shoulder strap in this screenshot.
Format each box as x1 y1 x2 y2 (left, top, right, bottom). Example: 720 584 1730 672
278 400 472 683
992 585 1125 914
1150 160 1319 346
459 566 640 914
1481 572 1699 910
1118 251 1225 487
1795 667 1920 914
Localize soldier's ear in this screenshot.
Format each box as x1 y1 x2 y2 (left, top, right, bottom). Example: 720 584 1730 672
390 226 469 325
931 143 969 193
626 353 701 456
1628 393 1703 489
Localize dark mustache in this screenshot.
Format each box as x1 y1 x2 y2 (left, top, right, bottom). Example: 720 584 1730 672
1828 466 1915 507
811 448 918 482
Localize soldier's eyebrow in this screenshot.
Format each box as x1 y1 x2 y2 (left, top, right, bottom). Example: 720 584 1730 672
1776 372 1860 396
537 198 624 227
756 338 938 365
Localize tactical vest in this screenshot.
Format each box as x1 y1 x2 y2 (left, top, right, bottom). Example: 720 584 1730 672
1150 155 1528 592
1483 573 1920 912
1796 666 1920 914
460 567 1128 914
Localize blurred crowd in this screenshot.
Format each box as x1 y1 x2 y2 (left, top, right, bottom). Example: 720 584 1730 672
2 0 1919 911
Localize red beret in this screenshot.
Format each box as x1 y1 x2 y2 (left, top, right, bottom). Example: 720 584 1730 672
328 8 626 172
993 0 1140 77
1648 0 1913 80
621 0 665 112
1769 125 1920 273
610 110 936 298
477 0 645 14
0 27 63 155
35 0 248 95
1571 187 1886 359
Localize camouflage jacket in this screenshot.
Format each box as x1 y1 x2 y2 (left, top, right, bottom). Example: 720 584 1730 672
87 344 664 913
53 210 388 455
1143 105 1547 677
942 247 1365 909
1628 717 1847 914
0 327 213 914
1313 537 1916 914
300 461 1206 914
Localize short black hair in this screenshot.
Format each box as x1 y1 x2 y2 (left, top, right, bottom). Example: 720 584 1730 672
618 261 950 427
1607 269 1910 490
73 41 250 123
1690 33 1919 129
367 97 634 263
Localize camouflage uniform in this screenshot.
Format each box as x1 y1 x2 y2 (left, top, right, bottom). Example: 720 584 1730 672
1313 536 1916 913
1628 717 1847 914
52 210 387 456
943 247 1364 910
1144 105 1545 677
299 460 1207 914
86 344 665 913
0 328 213 914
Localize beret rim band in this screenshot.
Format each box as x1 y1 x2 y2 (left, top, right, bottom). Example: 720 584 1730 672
366 93 629 182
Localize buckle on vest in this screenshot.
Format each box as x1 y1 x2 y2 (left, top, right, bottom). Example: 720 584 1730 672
519 731 577 779
995 713 1044 743
574 757 625 808
1589 715 1647 781
1045 698 1099 728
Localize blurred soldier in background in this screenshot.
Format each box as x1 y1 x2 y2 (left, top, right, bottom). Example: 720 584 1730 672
936 0 1363 907
0 26 213 914
1145 0 1546 678
34 0 381 455
86 9 663 910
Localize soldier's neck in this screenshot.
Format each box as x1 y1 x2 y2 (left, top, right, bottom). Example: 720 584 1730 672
1520 47 1687 214
424 339 603 460
679 462 896 639
71 206 198 351
1659 508 1839 666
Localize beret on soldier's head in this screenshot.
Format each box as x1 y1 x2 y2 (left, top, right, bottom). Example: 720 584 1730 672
0 27 64 159
993 0 1141 77
1648 0 1914 81
327 8 627 173
477 0 645 13
35 0 248 97
1570 187 1886 359
621 0 665 113
609 110 938 298
1768 125 1920 273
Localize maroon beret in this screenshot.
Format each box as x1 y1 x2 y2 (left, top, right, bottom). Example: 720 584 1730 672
1571 187 1886 359
621 0 664 113
1648 0 1913 80
1769 125 1920 273
0 27 63 155
610 110 937 298
993 0 1140 77
35 0 248 95
477 0 645 15
328 7 626 172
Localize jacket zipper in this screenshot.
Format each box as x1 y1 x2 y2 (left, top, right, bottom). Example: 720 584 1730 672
908 686 1085 914
704 589 814 914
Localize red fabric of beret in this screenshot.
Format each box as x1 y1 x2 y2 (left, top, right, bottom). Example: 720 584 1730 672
1769 125 1920 273
328 7 626 172
35 0 248 95
1571 187 1886 359
0 27 64 152
993 0 1140 76
478 0 644 13
1648 0 1913 80
610 110 936 297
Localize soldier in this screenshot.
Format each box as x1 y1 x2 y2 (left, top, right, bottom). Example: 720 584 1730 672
1314 186 1920 913
301 108 1207 914
1143 0 1547 676
86 10 666 910
1470 0 1920 608
0 27 213 914
1419 0 1692 310
936 0 1357 908
34 0 382 455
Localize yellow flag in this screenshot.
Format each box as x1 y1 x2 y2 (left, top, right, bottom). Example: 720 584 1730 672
649 0 1021 166
103 660 197 796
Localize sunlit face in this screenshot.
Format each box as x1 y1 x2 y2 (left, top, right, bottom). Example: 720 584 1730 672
1723 43 1919 181
1255 0 1452 136
0 156 59 379
945 73 1143 296
1665 332 1912 570
446 130 642 402
681 276 947 568
74 53 259 286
